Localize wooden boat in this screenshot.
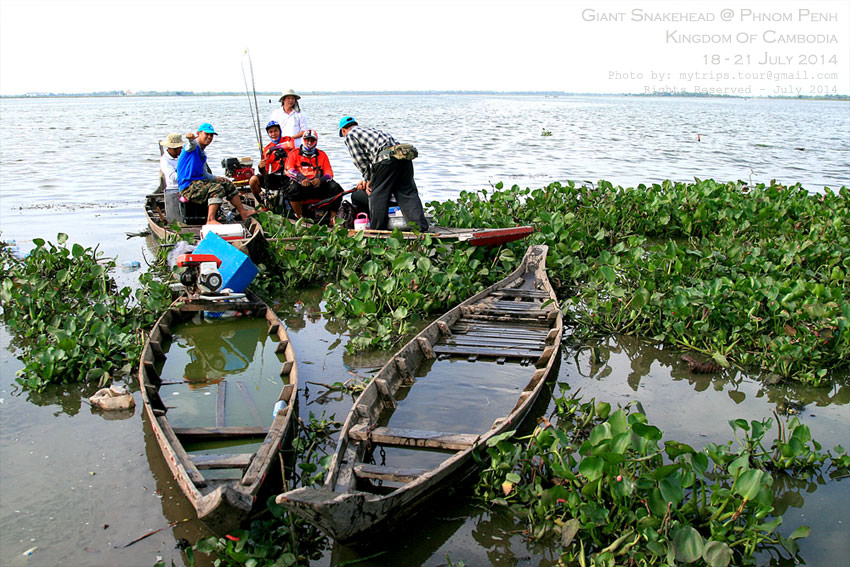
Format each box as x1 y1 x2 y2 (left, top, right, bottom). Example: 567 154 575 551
352 224 535 247
144 192 266 259
275 244 561 542
275 218 535 248
138 290 298 533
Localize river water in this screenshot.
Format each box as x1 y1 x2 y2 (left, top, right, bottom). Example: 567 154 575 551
0 95 848 566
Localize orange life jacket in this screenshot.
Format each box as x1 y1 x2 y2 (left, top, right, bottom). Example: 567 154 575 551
262 137 294 174
285 148 333 181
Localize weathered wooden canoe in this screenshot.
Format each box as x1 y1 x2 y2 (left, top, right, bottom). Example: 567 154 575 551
138 290 298 533
275 244 561 542
274 220 535 248
144 192 266 259
352 224 535 247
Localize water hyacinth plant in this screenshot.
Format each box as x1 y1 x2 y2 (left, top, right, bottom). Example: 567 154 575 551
474 385 848 566
0 234 172 391
257 179 848 384
428 179 849 385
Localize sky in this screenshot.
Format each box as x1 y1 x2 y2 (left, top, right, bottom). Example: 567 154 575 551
0 0 847 96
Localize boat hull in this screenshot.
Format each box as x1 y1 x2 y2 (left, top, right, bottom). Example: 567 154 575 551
139 290 298 533
277 244 561 542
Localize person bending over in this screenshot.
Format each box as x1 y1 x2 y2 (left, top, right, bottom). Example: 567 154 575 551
338 116 428 232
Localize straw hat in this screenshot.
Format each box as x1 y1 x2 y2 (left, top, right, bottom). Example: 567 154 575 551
278 88 301 101
160 133 184 148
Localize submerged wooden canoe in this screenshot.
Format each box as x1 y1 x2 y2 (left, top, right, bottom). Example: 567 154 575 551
138 290 298 533
275 244 562 542
144 192 266 259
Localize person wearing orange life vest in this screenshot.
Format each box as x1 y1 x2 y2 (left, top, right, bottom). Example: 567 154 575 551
284 129 343 223
248 121 294 208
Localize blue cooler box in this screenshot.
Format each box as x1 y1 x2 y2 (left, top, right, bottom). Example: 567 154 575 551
193 231 258 292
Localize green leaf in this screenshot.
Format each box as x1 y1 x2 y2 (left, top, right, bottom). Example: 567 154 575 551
631 287 650 311
672 525 704 563
789 525 810 540
712 352 730 368
600 266 616 283
362 260 380 276
579 456 604 482
702 540 732 567
193 536 221 553
734 469 767 500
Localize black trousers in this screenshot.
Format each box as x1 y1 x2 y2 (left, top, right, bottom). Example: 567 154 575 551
369 158 428 231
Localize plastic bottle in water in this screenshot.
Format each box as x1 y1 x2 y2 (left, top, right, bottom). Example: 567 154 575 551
272 400 286 418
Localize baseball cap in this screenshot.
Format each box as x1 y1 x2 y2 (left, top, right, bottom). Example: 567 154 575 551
198 123 218 135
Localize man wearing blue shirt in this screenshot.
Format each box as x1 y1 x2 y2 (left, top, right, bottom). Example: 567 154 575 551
177 123 254 224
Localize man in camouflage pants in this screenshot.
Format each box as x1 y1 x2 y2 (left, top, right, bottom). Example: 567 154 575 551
177 123 254 224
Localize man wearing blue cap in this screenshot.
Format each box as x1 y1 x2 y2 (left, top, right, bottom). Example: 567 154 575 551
339 116 428 232
177 123 254 224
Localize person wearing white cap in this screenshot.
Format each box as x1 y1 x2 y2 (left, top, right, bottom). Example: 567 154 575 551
159 133 183 222
269 88 308 148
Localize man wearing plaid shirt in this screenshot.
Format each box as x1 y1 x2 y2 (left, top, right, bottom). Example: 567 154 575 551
339 116 429 232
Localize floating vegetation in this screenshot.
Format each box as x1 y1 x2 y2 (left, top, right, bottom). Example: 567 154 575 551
542 128 553 136
256 179 848 385
474 385 849 566
0 234 172 391
428 179 850 385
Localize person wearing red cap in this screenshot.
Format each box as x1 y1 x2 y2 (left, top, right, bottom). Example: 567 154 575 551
284 129 343 224
177 123 255 224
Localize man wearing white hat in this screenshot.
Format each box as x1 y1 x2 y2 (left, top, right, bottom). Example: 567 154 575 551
159 133 183 222
269 88 308 148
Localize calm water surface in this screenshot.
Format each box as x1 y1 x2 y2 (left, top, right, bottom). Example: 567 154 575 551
0 95 848 566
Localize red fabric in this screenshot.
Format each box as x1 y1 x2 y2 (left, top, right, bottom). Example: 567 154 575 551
285 148 333 181
262 137 294 174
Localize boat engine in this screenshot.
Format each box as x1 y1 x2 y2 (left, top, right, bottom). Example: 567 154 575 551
221 157 255 182
177 254 223 295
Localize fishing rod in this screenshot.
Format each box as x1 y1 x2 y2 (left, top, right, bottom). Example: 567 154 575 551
241 49 262 153
246 49 263 147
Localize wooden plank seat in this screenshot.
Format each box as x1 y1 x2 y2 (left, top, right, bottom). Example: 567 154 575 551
452 323 552 337
444 334 546 349
490 289 552 298
459 313 552 324
431 344 544 360
450 329 550 344
471 305 554 317
190 453 254 469
353 464 431 484
173 426 270 440
348 425 480 451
